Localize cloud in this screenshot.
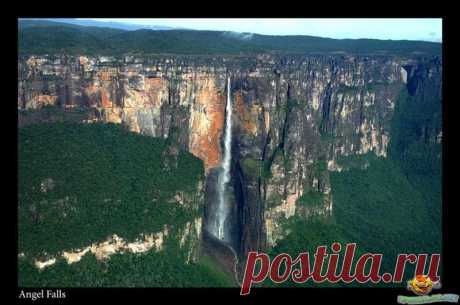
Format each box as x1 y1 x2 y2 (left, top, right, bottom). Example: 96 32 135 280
222 31 254 41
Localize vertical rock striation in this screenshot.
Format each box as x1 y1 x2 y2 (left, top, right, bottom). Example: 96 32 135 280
18 53 442 261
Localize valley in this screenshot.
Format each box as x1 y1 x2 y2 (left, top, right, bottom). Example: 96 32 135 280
17 20 442 288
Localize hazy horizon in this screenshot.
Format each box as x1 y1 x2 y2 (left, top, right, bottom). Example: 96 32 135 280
77 18 442 42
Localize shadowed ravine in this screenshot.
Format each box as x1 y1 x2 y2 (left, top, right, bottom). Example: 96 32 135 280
201 230 241 286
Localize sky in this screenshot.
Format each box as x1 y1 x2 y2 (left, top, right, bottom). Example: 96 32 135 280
84 18 442 42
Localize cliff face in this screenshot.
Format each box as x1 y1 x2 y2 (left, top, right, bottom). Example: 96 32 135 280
18 53 442 259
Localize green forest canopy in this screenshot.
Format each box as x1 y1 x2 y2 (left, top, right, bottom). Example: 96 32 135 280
18 20 442 56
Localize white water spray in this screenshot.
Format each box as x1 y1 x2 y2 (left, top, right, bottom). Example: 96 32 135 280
216 76 232 240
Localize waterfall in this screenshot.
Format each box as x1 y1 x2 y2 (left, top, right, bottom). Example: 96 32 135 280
216 76 232 241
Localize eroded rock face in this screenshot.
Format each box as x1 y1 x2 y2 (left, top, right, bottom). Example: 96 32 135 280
18 54 442 258
29 211 203 270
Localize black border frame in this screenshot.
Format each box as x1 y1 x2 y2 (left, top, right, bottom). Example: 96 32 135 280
10 13 457 305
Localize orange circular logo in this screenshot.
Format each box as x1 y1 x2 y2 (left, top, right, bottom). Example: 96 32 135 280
408 275 433 295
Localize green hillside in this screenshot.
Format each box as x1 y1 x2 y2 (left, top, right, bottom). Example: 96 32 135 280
18 122 232 287
266 86 442 287
19 249 233 287
18 20 441 56
266 156 441 287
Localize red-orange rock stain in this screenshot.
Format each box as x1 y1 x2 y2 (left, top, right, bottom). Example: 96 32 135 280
190 78 225 171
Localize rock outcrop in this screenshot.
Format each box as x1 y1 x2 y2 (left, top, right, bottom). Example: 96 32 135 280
18 53 442 261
